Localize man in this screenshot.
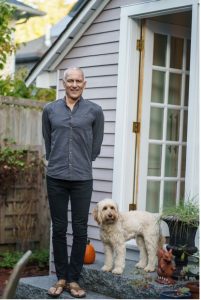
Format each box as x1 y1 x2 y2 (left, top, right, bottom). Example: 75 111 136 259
42 67 104 298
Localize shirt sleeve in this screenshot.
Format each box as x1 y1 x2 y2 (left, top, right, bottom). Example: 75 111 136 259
92 106 104 161
42 105 51 160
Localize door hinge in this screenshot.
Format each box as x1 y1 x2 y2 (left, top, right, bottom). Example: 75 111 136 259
129 203 136 211
136 39 144 51
133 122 140 133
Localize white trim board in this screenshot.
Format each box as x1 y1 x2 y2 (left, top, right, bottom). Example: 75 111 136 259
112 0 199 211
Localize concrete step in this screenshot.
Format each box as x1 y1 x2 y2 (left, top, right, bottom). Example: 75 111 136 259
80 258 187 299
16 275 114 299
16 258 188 299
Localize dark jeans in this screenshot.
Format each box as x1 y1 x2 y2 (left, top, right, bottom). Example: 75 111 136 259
46 175 93 282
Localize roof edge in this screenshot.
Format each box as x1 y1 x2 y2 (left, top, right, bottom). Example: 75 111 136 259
25 0 110 86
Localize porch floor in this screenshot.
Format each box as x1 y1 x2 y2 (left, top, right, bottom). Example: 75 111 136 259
16 258 188 299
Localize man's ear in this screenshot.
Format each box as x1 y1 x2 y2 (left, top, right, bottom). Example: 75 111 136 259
62 79 66 88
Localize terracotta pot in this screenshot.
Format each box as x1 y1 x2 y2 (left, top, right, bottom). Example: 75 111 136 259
185 281 199 299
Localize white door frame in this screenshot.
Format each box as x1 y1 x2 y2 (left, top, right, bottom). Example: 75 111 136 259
112 0 199 211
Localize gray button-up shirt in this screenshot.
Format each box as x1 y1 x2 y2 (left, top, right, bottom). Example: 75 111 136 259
42 97 104 180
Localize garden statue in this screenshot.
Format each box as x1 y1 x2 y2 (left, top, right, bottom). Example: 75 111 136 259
156 248 176 285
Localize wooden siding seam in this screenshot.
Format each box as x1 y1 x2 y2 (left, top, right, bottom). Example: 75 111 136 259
83 29 119 37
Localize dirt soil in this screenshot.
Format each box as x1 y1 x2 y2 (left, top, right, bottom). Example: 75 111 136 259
0 265 49 297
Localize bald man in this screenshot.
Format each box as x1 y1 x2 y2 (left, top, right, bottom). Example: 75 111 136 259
42 67 104 297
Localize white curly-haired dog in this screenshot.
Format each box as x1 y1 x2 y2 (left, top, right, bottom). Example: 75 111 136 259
93 198 164 275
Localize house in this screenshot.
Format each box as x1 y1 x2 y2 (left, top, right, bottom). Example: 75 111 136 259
1 0 45 77
25 0 199 265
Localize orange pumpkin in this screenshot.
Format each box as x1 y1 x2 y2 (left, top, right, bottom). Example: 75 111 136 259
84 240 96 264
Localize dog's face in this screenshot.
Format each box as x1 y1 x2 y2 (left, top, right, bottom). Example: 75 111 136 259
93 199 119 225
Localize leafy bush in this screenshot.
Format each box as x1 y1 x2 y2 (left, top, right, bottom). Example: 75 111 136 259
0 249 49 269
29 249 49 269
0 251 23 268
0 68 56 101
0 1 15 70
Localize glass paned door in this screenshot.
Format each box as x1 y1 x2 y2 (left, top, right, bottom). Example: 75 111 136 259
138 20 191 213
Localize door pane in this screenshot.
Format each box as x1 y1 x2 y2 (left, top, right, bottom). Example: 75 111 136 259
151 70 165 103
166 109 180 141
181 146 186 177
183 110 188 141
148 144 162 176
146 181 160 212
165 145 178 177
149 107 163 140
168 73 182 105
184 75 189 106
153 33 167 67
170 37 184 69
186 39 191 71
163 181 177 209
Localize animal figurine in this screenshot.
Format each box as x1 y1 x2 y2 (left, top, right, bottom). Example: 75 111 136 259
156 248 176 284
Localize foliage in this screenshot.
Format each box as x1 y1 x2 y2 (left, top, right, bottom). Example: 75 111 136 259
0 249 49 269
0 251 23 268
29 249 49 269
0 138 26 198
0 69 56 101
161 198 199 227
0 1 15 69
15 0 77 44
176 287 190 296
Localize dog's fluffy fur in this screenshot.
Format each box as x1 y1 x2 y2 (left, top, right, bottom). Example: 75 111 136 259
93 198 164 274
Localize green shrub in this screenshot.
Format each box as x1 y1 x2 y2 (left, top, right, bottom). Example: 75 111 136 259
0 249 49 269
0 69 56 101
0 251 23 268
29 249 49 269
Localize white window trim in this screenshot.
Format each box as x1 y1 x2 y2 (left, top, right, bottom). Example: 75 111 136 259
112 0 199 212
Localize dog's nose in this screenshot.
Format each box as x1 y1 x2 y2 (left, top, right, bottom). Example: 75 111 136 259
108 213 113 218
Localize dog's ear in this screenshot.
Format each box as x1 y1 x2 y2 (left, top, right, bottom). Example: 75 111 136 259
93 206 101 225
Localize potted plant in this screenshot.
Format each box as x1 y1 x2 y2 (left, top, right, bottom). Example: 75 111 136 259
161 199 199 279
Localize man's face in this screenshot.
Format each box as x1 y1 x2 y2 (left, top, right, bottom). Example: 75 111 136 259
63 69 86 101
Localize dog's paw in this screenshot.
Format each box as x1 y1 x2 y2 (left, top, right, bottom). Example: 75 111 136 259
101 265 112 272
112 267 123 274
135 262 146 269
144 265 155 272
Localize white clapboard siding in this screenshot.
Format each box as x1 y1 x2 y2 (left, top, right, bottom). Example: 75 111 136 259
61 53 119 68
93 168 113 181
103 122 115 134
93 157 113 169
66 42 119 58
91 191 112 202
90 99 116 110
103 110 116 122
94 7 120 23
107 0 150 9
100 145 114 157
83 87 117 99
66 234 104 252
60 65 118 77
85 20 120 34
102 133 115 146
75 31 119 47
